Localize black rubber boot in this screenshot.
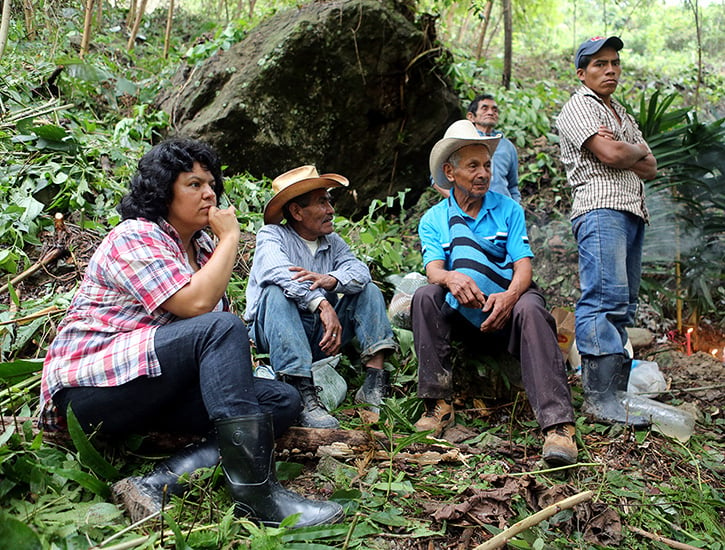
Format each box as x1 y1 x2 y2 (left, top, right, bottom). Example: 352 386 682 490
354 367 390 414
581 355 649 427
215 413 344 527
618 356 632 391
111 438 219 522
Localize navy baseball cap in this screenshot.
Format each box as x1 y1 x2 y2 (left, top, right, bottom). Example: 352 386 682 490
575 36 624 68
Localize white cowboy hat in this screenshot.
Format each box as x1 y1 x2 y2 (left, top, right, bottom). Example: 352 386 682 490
429 120 500 189
263 165 348 225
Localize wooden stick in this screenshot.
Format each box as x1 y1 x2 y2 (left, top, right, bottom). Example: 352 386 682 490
0 247 66 295
473 490 594 550
0 305 61 326
628 525 703 550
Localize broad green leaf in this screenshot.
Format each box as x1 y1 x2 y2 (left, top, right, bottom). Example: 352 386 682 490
65 406 120 481
0 359 44 381
0 514 42 550
42 465 110 498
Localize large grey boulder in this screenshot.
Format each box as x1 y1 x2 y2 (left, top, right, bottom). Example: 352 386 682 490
156 0 461 217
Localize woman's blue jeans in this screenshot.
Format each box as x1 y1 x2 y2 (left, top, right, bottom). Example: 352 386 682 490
54 312 301 436
572 209 645 358
250 284 396 378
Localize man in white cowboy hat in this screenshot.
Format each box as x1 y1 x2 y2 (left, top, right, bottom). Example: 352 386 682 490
411 120 577 466
244 166 397 429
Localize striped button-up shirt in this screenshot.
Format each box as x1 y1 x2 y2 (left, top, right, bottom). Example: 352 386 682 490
39 218 224 430
556 85 650 222
244 223 371 322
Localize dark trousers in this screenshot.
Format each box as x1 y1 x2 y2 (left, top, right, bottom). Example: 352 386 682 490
54 312 301 437
411 284 574 431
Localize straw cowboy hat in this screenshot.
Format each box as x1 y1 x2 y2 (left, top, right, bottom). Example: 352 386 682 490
263 165 349 225
429 120 500 189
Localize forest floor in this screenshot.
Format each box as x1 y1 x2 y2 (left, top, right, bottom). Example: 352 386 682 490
4 209 724 549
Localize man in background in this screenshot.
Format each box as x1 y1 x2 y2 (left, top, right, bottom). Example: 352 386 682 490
432 94 521 203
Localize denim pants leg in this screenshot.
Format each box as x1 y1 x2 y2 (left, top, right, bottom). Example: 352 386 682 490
54 312 301 436
334 283 397 361
573 209 645 358
252 284 396 377
251 285 315 378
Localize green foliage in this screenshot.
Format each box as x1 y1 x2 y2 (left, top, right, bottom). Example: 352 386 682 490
334 191 424 283
0 2 723 549
623 90 725 322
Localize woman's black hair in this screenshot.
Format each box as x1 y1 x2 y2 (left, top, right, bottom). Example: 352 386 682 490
117 138 224 221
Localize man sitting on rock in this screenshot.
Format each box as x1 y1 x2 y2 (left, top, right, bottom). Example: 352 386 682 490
245 166 397 429
411 120 578 466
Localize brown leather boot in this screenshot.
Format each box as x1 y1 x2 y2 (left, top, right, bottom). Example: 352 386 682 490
542 423 578 466
414 399 454 437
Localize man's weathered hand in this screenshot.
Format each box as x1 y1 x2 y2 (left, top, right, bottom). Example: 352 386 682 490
289 266 338 291
445 271 486 309
480 290 518 332
317 300 342 356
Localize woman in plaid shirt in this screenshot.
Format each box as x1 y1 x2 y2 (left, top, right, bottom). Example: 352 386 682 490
39 139 343 527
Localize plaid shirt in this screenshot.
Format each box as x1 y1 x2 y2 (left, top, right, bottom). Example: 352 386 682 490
556 86 650 222
39 218 225 430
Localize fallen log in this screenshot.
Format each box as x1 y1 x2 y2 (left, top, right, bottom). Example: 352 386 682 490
1 416 459 460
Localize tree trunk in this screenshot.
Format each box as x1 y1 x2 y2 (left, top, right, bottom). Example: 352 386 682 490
95 0 103 28
126 0 137 30
163 0 174 59
23 0 35 40
127 0 149 52
475 0 493 61
80 0 95 58
0 0 10 61
502 0 512 89
686 0 702 112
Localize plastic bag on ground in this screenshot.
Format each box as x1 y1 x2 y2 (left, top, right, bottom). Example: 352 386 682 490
386 272 427 329
628 360 668 396
311 354 347 411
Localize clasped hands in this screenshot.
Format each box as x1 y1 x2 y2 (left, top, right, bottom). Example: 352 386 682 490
446 271 516 332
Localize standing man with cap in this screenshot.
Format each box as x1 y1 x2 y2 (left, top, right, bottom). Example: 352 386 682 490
245 166 397 429
411 120 577 466
556 36 657 426
432 94 521 203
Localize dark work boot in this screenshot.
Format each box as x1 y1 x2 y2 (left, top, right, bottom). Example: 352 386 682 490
618 356 632 391
216 413 344 527
290 376 340 429
581 355 649 427
111 439 219 522
354 367 391 415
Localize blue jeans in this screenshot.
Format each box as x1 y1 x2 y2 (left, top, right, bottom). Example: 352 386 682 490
572 209 644 358
250 284 396 378
54 312 301 436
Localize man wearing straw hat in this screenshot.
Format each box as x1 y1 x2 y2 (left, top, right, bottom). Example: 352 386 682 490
411 120 577 466
245 166 397 429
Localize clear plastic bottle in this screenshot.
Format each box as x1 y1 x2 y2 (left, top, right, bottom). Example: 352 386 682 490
617 391 696 442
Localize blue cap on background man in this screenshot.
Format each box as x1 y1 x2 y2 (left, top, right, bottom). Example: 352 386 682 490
575 36 624 69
